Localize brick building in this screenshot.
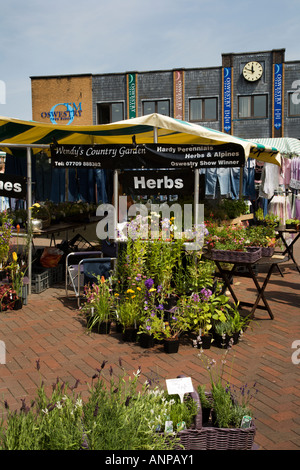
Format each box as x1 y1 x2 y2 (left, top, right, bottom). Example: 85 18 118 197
31 48 300 140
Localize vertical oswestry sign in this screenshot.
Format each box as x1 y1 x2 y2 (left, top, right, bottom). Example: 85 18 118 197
127 73 137 119
173 70 184 120
274 63 283 134
223 67 232 133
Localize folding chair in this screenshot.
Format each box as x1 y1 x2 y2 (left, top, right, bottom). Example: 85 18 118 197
65 250 103 300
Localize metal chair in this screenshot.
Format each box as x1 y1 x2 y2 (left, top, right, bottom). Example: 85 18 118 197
65 250 103 300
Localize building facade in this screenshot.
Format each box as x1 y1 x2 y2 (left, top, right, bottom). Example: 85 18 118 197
31 48 300 140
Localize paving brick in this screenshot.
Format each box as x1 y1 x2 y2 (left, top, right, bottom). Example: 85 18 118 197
0 244 300 449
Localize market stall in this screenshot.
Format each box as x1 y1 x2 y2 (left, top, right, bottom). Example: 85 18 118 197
0 113 281 295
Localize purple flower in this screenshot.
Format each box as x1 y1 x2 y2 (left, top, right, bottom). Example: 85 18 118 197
145 278 154 290
157 304 164 310
200 288 212 299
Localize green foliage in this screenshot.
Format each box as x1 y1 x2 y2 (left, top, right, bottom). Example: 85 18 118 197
198 349 257 429
0 361 198 450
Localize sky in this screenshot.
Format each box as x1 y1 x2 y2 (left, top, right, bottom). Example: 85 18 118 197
0 0 299 121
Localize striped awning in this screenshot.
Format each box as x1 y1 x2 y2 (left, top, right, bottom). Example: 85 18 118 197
250 137 300 158
0 113 281 166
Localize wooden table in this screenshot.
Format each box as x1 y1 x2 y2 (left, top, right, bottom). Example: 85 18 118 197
204 252 288 320
276 225 300 274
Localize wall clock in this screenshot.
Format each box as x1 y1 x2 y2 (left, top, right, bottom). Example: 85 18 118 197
242 61 263 82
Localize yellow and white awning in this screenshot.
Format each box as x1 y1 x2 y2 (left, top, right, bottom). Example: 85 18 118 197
0 113 281 166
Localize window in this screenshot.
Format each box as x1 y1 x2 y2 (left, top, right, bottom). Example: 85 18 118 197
142 100 170 116
238 95 267 118
189 97 218 121
97 102 124 124
288 92 300 116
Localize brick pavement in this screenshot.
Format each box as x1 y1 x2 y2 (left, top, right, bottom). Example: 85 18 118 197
0 242 299 450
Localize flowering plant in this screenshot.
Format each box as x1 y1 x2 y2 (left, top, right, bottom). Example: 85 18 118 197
205 223 248 252
0 284 17 311
177 289 228 336
0 212 14 265
115 281 146 331
80 275 115 330
198 348 258 428
246 225 277 248
6 251 27 299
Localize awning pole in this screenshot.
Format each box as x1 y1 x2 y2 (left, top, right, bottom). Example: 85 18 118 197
194 169 199 227
26 146 32 295
113 169 118 240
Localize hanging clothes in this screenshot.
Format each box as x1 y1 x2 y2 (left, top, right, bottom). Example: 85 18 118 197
259 162 280 199
268 193 292 225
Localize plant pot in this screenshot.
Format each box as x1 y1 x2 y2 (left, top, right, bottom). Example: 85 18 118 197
139 333 155 349
122 327 138 342
232 331 241 345
213 333 233 349
163 338 179 354
197 334 212 350
89 320 111 334
202 406 212 425
13 298 23 310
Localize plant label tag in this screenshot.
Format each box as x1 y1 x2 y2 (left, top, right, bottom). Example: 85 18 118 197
166 377 194 403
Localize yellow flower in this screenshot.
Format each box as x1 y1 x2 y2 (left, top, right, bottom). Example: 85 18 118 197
131 295 136 299
136 287 141 291
114 293 119 297
149 288 156 292
127 289 135 294
12 252 18 262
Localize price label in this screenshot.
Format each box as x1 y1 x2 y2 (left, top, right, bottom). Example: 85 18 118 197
166 377 194 403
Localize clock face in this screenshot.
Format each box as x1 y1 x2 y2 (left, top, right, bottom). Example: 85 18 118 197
242 61 263 82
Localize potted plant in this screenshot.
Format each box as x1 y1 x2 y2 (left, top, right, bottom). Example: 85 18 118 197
0 284 16 311
30 202 51 229
285 218 300 229
246 224 277 257
137 312 164 348
197 385 213 425
0 212 14 267
6 251 27 309
227 305 251 344
213 320 234 348
115 296 141 341
264 213 280 228
198 348 257 431
80 275 114 334
178 289 228 350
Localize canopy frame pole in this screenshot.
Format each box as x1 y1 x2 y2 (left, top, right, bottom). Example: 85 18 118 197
0 143 50 296
26 146 32 295
113 169 118 241
194 169 199 227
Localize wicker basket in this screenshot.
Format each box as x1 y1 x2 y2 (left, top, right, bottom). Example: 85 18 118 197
261 246 275 257
211 246 262 264
174 381 256 450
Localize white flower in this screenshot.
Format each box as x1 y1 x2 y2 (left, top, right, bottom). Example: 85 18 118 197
42 408 48 414
56 401 63 410
75 398 83 408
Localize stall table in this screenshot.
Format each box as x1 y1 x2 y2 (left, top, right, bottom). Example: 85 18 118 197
276 225 300 274
204 252 288 320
